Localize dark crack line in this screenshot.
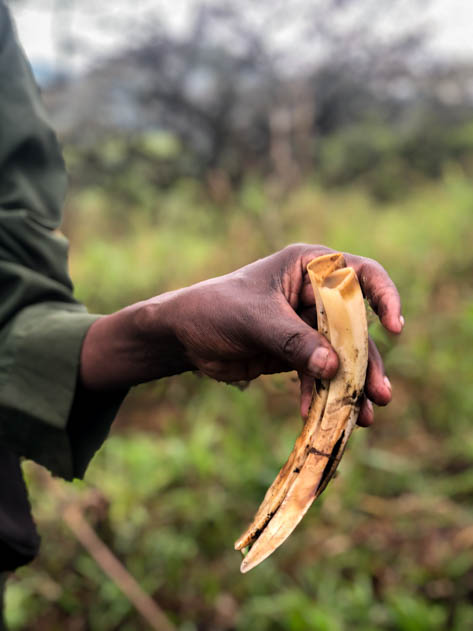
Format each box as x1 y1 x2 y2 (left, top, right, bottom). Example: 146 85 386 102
308 447 331 458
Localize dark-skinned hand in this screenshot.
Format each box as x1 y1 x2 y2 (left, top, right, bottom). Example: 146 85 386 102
81 244 403 426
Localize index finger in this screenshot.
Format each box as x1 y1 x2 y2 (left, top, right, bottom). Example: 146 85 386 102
344 254 403 334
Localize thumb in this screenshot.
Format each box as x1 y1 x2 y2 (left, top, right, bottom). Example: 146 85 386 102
258 302 339 379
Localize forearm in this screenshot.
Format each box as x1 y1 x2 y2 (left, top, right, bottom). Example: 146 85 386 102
79 291 193 391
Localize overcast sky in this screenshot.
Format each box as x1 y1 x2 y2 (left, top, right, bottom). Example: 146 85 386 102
11 0 473 78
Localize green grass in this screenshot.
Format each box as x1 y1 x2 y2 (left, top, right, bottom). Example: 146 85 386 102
6 171 473 630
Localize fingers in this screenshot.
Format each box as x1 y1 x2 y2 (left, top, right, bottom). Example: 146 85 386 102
258 301 339 380
364 337 392 406
299 376 375 428
298 337 392 425
296 248 403 335
357 396 374 427
277 247 400 429
345 255 403 335
357 337 392 426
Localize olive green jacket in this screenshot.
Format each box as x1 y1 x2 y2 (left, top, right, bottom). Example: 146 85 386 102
0 3 124 481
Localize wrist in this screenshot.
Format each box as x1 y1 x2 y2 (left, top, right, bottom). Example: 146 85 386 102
80 290 193 391
135 289 195 378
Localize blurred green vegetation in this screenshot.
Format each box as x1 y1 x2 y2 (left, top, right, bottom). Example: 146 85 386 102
5 147 473 629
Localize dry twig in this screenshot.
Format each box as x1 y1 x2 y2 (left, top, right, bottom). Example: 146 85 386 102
41 471 176 631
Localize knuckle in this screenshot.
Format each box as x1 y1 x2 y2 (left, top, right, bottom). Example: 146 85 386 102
279 243 333 272
281 243 311 261
282 330 307 361
283 243 308 254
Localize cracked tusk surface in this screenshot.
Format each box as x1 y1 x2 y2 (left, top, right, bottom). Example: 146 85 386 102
235 253 368 573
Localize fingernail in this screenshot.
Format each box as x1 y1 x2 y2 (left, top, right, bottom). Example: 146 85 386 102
383 376 392 393
308 347 329 376
400 315 405 328
366 399 374 415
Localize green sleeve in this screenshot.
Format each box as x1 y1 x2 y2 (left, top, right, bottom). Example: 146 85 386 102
0 4 126 480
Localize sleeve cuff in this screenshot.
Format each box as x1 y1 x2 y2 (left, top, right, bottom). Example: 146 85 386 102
0 302 127 479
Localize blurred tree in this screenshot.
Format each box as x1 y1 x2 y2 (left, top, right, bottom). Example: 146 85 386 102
11 0 473 195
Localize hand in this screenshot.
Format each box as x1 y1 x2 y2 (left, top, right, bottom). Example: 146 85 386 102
163 243 402 426
81 244 402 426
